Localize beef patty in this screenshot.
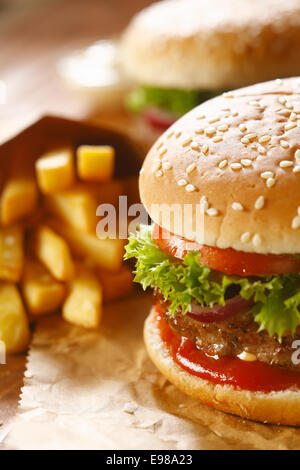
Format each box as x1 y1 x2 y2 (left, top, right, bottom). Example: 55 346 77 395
160 299 300 370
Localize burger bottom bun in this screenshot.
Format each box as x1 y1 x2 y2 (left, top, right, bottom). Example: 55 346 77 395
144 307 300 426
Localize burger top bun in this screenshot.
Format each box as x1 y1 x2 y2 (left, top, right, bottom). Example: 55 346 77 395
120 0 300 90
139 78 300 255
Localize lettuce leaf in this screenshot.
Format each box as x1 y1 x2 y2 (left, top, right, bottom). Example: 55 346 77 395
124 225 300 340
125 86 221 116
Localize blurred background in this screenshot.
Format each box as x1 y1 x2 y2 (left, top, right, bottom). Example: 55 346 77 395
0 0 156 143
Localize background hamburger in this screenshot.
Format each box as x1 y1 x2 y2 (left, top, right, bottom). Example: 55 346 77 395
125 77 300 425
120 0 300 130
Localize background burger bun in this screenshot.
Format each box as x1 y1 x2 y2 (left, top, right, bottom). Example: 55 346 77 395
145 307 300 426
140 77 300 255
120 0 300 90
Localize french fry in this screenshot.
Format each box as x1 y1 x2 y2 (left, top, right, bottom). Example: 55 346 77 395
1 143 38 225
31 225 74 281
0 282 30 353
63 264 102 328
0 224 24 282
77 145 115 182
43 184 98 233
35 147 75 194
97 265 133 302
48 218 125 272
22 257 66 315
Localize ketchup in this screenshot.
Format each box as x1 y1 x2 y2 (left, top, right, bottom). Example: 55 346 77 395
155 303 300 393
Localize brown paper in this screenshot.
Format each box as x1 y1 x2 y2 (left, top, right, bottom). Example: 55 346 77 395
4 292 300 450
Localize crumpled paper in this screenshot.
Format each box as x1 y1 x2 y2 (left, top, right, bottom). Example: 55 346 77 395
4 292 300 450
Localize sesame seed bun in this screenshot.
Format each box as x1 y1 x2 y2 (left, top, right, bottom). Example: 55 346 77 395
139 77 300 254
145 307 300 425
120 0 300 91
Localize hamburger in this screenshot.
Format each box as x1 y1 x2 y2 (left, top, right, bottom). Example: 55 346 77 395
125 77 300 425
120 0 300 130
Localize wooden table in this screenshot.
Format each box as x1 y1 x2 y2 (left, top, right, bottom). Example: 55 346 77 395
0 0 159 443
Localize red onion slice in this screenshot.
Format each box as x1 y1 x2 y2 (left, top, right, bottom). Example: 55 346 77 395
187 295 254 323
143 107 177 130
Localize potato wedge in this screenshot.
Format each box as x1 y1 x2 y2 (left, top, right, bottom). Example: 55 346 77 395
0 224 24 282
31 225 74 281
0 282 30 353
22 257 66 315
77 145 115 182
1 144 38 225
35 147 75 194
43 184 98 233
49 218 124 272
97 265 133 302
63 264 102 328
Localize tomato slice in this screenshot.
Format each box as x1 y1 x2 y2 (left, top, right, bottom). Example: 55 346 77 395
152 224 300 276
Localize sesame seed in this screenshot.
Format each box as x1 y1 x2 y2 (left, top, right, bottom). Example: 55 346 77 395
182 137 193 147
245 133 257 141
200 196 208 213
285 122 297 131
221 107 230 111
232 112 239 117
152 161 161 172
293 166 300 173
206 208 218 216
202 144 209 155
290 112 297 121
190 141 200 150
239 123 247 132
295 150 300 162
195 128 204 134
241 137 249 144
155 170 163 177
258 146 267 155
279 160 293 168
205 127 216 136
275 78 283 85
231 163 242 170
292 216 300 229
241 159 252 167
167 130 174 138
196 114 205 120
253 234 262 247
249 100 260 107
218 159 228 169
156 141 163 150
175 131 181 138
237 351 257 362
177 179 187 186
280 140 289 149
261 171 274 179
232 202 244 211
212 135 223 143
162 161 172 170
208 116 220 124
286 102 294 110
258 135 271 144
186 163 196 174
255 196 265 210
266 177 276 188
279 96 287 105
185 184 196 192
158 146 167 157
218 124 228 132
223 92 234 98
241 232 251 243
